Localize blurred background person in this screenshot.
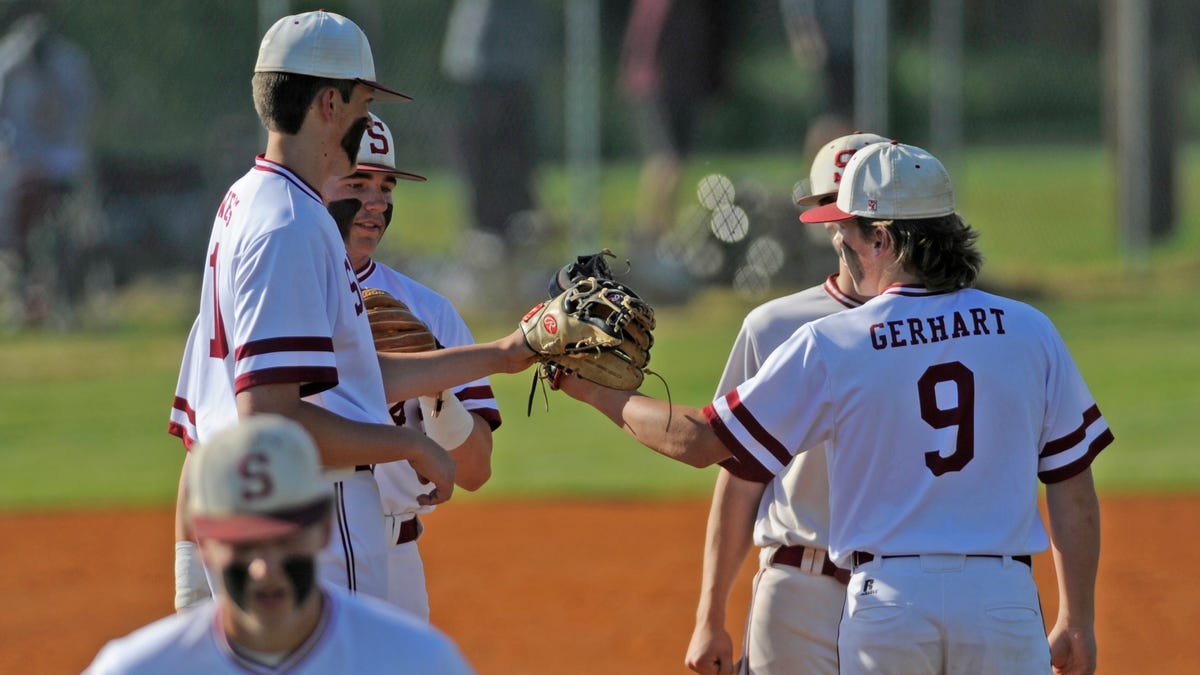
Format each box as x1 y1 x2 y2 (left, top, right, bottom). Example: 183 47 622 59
441 0 550 266
619 0 731 254
779 0 855 161
0 5 95 327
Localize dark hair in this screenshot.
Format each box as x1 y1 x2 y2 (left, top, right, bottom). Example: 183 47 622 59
858 214 983 292
251 72 356 134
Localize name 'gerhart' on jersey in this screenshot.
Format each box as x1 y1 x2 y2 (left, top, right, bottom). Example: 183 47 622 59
869 305 1007 350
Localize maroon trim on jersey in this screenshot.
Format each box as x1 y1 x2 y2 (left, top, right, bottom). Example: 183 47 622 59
234 336 335 361
389 400 407 426
458 384 503 430
234 367 338 396
1040 428 1113 484
171 396 196 424
823 274 864 309
1040 405 1103 458
703 403 774 483
167 421 195 449
253 155 323 205
1038 405 1113 483
355 259 377 283
168 396 198 449
880 283 954 297
721 389 794 467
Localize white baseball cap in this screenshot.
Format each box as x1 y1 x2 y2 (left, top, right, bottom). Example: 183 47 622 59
795 132 890 206
800 141 956 223
255 10 411 102
187 416 332 544
357 113 426 182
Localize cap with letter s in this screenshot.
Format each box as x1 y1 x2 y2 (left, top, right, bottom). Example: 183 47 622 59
187 415 333 544
255 10 411 102
800 141 956 223
795 132 890 206
356 113 426 182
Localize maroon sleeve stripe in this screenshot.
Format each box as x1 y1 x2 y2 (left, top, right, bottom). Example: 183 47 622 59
233 367 338 395
456 385 496 402
234 336 334 361
703 403 773 483
166 421 195 450
1040 428 1114 484
1040 405 1102 458
724 390 793 467
172 396 196 424
717 456 773 483
471 407 502 431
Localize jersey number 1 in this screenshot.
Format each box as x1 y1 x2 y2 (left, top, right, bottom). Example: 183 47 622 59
917 361 975 476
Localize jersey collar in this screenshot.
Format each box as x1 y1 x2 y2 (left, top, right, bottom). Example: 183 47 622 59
823 274 865 309
880 283 951 297
253 155 324 206
355 258 376 283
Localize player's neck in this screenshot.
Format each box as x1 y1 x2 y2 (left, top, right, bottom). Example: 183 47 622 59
263 132 348 198
833 266 872 303
222 589 326 654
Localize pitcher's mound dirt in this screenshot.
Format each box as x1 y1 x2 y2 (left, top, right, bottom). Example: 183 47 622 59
0 495 1192 674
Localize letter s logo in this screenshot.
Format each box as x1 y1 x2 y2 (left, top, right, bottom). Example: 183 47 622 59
366 121 389 156
239 452 275 501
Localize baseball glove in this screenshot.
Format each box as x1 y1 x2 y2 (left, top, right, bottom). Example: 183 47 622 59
519 275 655 391
547 248 623 295
361 288 439 353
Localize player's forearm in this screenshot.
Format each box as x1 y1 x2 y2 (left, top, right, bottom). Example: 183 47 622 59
696 470 761 624
1045 468 1100 628
174 456 191 542
378 331 535 401
236 385 444 467
568 381 731 467
449 415 493 491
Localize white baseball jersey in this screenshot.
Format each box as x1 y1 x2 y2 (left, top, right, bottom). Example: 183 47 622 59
83 584 475 675
169 156 392 597
355 259 502 519
716 275 861 551
706 284 1113 567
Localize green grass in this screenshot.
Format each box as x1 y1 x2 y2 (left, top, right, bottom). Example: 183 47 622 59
1 145 1197 511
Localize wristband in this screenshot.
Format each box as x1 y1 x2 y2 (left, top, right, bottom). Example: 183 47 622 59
174 540 212 611
418 392 474 450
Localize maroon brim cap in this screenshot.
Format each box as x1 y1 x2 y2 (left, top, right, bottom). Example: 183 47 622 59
359 79 412 102
357 162 427 182
799 202 856 224
191 498 331 544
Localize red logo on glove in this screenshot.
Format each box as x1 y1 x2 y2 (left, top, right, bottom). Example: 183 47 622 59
543 315 558 334
522 302 546 323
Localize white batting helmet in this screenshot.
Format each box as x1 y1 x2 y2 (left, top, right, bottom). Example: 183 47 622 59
356 113 427 182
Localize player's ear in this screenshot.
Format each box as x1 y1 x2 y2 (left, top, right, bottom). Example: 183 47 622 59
310 87 339 123
871 223 892 253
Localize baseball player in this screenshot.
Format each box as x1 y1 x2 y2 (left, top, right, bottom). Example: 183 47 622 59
169 10 458 608
86 416 474 674
685 132 886 675
559 141 1110 674
323 113 502 619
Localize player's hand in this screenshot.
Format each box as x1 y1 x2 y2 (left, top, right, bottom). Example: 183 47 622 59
1048 622 1096 675
406 436 456 506
497 326 539 373
684 621 737 675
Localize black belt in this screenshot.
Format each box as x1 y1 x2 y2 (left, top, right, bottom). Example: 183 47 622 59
770 545 851 585
852 551 1031 569
395 516 421 545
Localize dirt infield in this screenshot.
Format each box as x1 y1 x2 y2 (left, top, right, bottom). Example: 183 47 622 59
1 495 1192 674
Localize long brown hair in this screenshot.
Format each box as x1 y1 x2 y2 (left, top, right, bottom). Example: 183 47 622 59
860 215 983 292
